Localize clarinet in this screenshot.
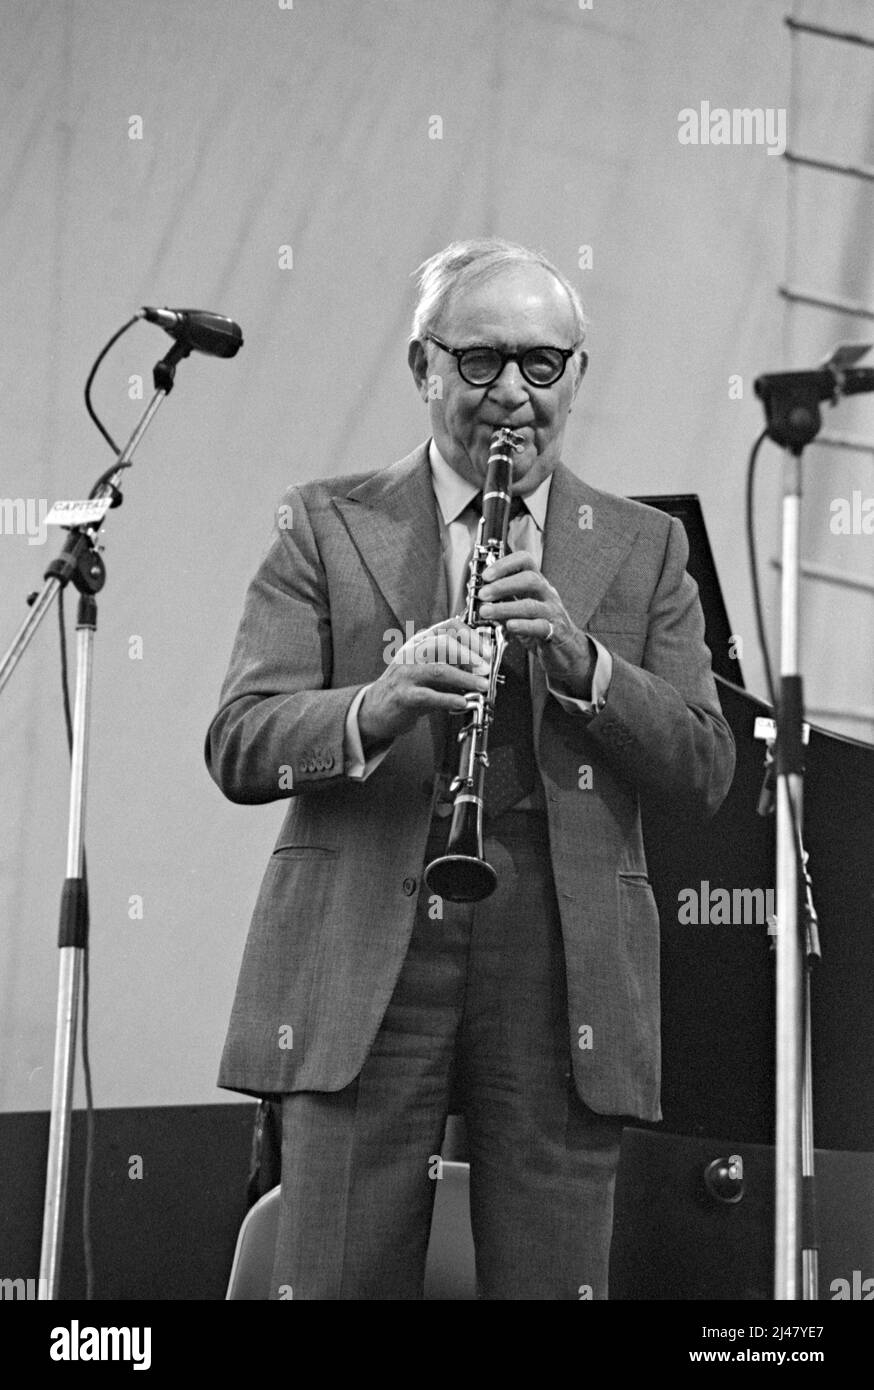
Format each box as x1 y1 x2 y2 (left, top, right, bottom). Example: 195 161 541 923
424 425 525 902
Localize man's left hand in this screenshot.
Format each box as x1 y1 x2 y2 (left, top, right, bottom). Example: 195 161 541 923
478 551 594 699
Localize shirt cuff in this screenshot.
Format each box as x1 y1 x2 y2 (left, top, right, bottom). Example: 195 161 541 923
344 685 394 779
547 636 612 717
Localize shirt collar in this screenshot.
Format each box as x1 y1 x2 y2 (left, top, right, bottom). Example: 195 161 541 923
428 438 551 531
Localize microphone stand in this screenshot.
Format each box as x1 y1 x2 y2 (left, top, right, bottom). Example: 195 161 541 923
0 338 191 1299
753 372 827 1301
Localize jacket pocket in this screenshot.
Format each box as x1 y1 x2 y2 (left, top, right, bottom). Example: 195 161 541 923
271 845 338 860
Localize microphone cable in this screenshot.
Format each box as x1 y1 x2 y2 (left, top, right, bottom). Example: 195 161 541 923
745 426 818 964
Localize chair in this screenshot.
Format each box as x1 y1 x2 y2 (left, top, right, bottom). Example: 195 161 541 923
226 1160 476 1299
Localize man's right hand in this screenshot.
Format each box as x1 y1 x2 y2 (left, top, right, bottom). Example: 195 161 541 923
357 618 493 751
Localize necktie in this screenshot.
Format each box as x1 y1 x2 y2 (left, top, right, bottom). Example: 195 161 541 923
470 493 537 819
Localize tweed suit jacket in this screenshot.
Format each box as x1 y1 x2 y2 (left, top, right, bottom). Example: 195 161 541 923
205 442 735 1121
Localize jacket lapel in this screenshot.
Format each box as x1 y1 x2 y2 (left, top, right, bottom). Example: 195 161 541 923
332 443 448 633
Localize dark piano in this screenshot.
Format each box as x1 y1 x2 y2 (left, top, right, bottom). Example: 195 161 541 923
633 493 874 1153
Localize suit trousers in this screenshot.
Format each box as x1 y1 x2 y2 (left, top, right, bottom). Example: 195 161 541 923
270 810 623 1300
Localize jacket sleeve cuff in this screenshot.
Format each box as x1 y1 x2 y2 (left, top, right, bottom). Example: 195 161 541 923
344 684 394 779
547 636 612 718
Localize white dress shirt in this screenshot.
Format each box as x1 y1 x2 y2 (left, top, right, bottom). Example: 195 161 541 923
343 440 612 779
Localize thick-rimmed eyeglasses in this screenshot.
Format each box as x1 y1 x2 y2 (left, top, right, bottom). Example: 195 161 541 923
426 332 580 388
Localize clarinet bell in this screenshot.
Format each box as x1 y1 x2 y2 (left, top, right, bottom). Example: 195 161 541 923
424 850 497 903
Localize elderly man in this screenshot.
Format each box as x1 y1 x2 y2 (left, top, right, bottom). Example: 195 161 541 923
206 238 735 1300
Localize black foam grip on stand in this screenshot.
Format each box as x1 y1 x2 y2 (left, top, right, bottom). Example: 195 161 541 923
59 877 89 949
778 675 805 777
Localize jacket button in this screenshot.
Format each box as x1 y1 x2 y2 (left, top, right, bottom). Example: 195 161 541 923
298 760 308 774
402 877 417 896
307 758 316 773
324 752 335 769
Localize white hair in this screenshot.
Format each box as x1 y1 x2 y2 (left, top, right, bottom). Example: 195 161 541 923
410 238 587 344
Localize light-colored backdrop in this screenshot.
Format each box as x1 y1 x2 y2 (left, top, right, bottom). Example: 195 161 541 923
2 0 872 1111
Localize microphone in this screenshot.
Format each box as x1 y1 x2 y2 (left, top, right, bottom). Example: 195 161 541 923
755 366 874 404
140 307 243 358
754 343 873 449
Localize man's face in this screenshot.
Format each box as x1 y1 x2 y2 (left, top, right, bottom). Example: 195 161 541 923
408 264 587 494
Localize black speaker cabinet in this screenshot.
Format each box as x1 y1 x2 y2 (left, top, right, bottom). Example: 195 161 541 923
610 1128 874 1300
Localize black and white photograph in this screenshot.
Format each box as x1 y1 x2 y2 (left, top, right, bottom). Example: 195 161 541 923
1 0 872 1354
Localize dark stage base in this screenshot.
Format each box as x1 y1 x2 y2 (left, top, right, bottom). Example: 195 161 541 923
0 1104 255 1301
1 1107 870 1299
